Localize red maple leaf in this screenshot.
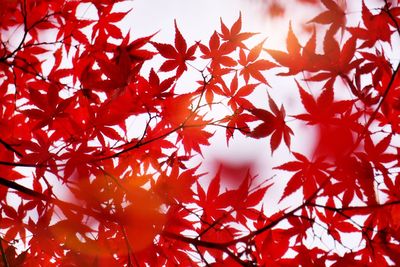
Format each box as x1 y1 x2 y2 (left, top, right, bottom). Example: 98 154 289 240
221 109 257 144
274 152 330 200
152 20 197 77
266 23 321 75
293 80 354 125
308 0 346 34
304 31 362 83
238 40 276 84
219 12 257 51
347 1 394 48
224 74 259 110
315 198 358 243
198 31 237 69
248 95 293 153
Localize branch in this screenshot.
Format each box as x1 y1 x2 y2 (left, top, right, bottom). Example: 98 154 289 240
194 245 211 267
0 138 22 157
0 176 48 200
223 174 333 247
161 177 334 265
0 237 9 267
309 200 400 212
0 176 117 223
339 3 400 156
350 0 400 148
363 62 400 132
0 161 49 168
162 231 251 266
162 231 226 250
120 225 138 267
4 9 59 61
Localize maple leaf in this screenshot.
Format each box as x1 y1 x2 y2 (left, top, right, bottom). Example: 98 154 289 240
248 108 275 138
315 199 358 243
286 214 312 244
248 95 293 153
56 8 94 50
304 31 362 83
92 5 131 40
238 40 276 84
196 169 234 222
196 71 227 105
96 47 132 89
328 156 377 205
293 80 354 125
219 12 257 52
356 134 397 177
27 211 62 255
160 93 194 127
1 203 28 243
198 31 237 69
135 68 175 103
294 81 361 160
152 20 197 77
267 95 293 153
196 165 270 228
274 152 330 200
220 109 257 144
1 245 28 267
123 32 157 65
19 130 58 177
347 1 394 48
178 116 214 155
78 44 138 93
268 1 285 18
261 230 291 263
59 142 99 181
224 74 259 110
308 0 346 35
20 83 72 130
266 23 321 75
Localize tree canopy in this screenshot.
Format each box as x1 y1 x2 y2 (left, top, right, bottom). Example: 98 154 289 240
1 0 400 266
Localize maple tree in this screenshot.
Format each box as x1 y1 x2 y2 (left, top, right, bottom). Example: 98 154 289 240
1 0 400 266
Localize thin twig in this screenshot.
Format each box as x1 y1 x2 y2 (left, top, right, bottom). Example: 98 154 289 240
0 237 9 267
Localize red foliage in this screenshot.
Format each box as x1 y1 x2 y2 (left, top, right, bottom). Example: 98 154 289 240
0 0 400 266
